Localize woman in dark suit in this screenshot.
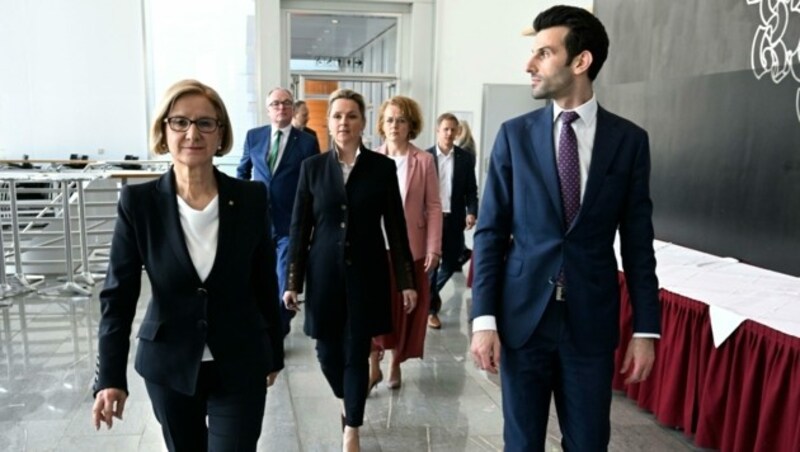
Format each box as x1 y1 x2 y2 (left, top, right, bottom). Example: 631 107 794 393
92 79 284 452
283 89 416 452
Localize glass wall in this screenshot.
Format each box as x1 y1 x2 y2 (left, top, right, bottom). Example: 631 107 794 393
289 14 397 74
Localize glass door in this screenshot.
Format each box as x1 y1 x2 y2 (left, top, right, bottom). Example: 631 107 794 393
288 12 400 150
294 75 396 150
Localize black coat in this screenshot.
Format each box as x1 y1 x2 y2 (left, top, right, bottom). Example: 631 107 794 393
427 145 479 267
286 149 415 340
95 168 284 396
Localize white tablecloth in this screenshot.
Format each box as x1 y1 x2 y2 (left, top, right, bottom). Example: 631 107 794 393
615 237 800 346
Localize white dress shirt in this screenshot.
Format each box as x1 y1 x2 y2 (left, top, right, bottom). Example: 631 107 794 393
335 145 362 184
436 145 455 213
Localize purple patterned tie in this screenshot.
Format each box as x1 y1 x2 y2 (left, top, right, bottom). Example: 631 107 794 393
557 111 581 227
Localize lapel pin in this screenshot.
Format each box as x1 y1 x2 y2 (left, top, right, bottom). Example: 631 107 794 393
229 200 234 206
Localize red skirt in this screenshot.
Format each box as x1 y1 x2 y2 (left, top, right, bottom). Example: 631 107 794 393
372 256 430 362
466 257 475 288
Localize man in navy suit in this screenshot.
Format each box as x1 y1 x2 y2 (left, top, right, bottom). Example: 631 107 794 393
470 6 660 451
426 113 478 329
237 87 320 336
292 100 320 144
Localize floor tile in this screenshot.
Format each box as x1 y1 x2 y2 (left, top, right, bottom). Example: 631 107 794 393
0 264 700 451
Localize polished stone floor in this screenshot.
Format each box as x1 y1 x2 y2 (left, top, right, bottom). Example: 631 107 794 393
0 271 703 451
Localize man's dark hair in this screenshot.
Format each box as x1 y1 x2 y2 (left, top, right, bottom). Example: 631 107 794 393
533 5 609 81
436 112 459 127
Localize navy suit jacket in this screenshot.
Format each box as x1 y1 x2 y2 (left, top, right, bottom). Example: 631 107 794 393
237 125 320 237
301 126 318 139
471 104 660 352
95 168 284 396
427 145 478 266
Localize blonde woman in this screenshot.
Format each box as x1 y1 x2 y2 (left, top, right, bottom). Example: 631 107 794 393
456 119 476 155
93 80 283 451
283 89 416 451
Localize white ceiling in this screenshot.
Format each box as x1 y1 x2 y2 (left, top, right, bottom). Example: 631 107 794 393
290 13 396 59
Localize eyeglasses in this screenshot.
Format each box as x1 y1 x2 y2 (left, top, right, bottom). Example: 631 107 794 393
268 100 293 109
384 117 408 125
164 116 221 133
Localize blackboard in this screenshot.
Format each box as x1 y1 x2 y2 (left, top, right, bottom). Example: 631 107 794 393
595 0 800 276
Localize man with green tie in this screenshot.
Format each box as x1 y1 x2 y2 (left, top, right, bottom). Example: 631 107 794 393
237 87 320 336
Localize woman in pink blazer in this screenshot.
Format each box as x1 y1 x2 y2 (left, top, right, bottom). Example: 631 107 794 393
370 96 442 390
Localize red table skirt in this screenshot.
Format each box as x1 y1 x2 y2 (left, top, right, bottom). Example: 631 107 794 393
614 273 800 452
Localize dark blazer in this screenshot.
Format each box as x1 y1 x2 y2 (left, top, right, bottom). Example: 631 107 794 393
95 168 284 396
427 145 479 267
286 149 415 340
471 104 660 353
236 125 320 236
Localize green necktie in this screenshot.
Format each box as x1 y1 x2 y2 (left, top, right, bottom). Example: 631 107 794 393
268 130 282 171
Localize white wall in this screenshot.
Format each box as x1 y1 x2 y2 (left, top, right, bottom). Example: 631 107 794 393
0 0 147 161
432 0 592 151
0 0 594 162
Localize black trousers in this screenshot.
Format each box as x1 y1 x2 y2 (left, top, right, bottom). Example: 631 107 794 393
429 259 455 314
430 214 460 314
145 361 266 452
315 328 372 427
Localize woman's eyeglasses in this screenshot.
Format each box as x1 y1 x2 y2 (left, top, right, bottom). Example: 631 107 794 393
164 116 222 133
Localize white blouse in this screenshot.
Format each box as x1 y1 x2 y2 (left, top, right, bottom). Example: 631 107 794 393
176 194 219 361
387 153 408 205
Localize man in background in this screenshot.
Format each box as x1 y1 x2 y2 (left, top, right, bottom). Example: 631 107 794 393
427 113 478 329
292 100 320 146
237 88 320 337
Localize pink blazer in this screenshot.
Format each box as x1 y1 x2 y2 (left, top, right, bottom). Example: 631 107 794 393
377 143 442 261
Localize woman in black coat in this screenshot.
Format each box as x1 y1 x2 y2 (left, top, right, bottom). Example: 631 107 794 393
92 79 283 451
283 89 416 451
